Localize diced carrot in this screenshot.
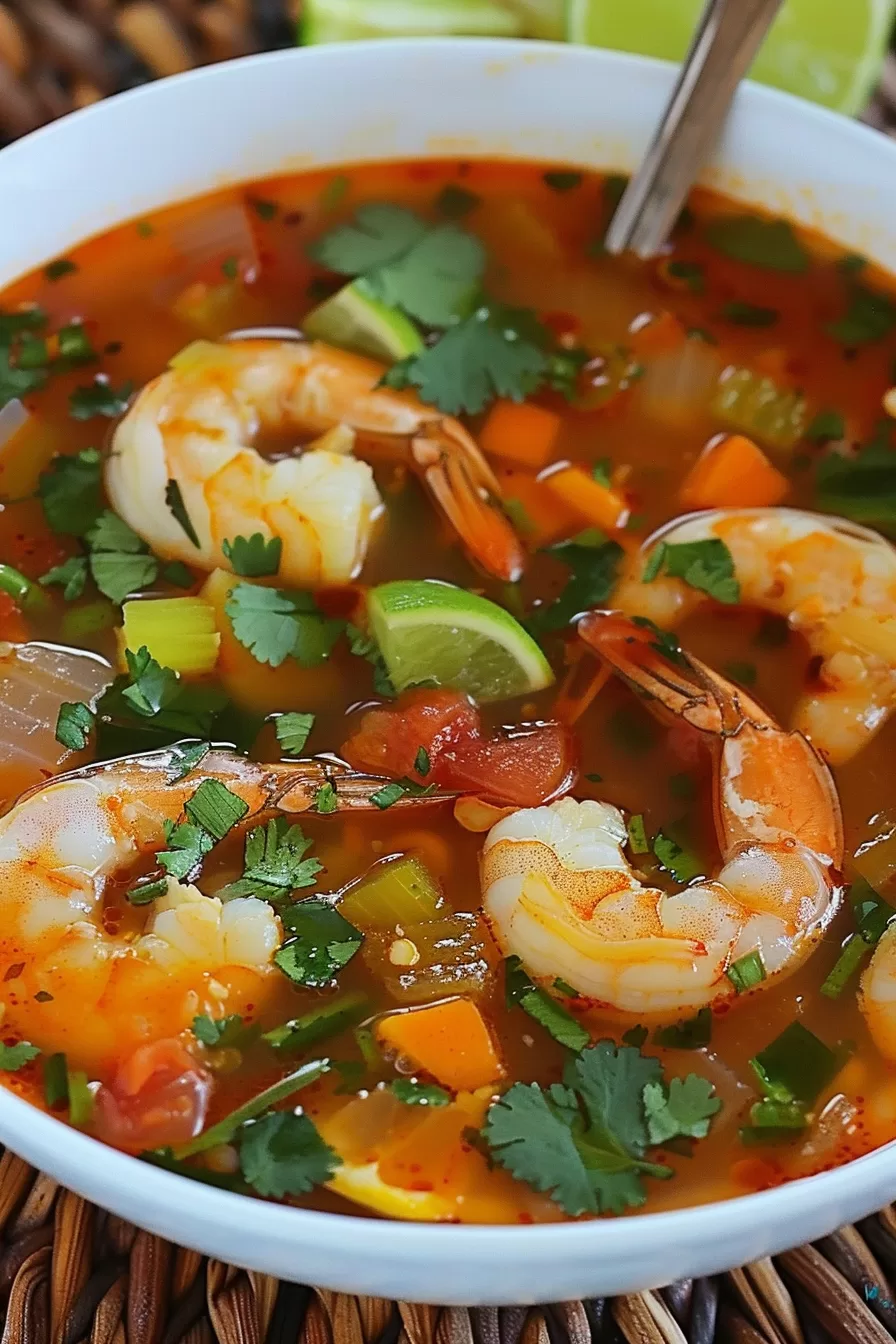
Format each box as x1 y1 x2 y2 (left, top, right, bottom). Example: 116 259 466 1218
543 464 630 532
679 434 789 510
480 399 562 469
629 309 687 358
495 466 578 546
376 998 504 1092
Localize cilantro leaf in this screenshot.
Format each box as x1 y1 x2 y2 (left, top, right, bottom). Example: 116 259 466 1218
69 378 133 421
275 899 363 987
346 622 394 696
310 203 428 274
87 510 159 604
484 1082 598 1216
40 556 88 601
0 347 47 407
0 306 46 342
436 184 480 218
720 301 778 327
569 1040 662 1159
652 831 704 883
184 778 248 841
315 782 338 814
381 303 549 416
55 701 94 751
167 741 211 782
827 283 896 345
367 224 485 327
220 818 322 902
805 409 845 444
275 711 315 756
528 539 623 635
222 533 282 577
38 448 104 536
643 538 739 604
226 583 342 669
816 438 896 535
0 1041 40 1071
391 1079 452 1106
239 1112 340 1197
193 1014 246 1048
165 480 200 548
653 1007 712 1051
157 822 213 881
505 957 589 1052
705 216 808 273
544 171 583 192
45 258 77 281
643 1076 721 1145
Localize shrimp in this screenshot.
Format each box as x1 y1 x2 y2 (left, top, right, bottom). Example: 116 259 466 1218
481 613 843 1017
0 747 450 1072
107 338 524 586
614 507 896 765
860 925 896 1062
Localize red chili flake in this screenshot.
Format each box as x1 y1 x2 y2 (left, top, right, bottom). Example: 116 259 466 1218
34 991 53 1003
3 963 24 981
283 212 304 227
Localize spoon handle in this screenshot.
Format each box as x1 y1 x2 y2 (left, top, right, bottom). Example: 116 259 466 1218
604 0 785 258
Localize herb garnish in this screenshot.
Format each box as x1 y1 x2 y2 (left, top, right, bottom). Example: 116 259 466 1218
726 949 767 994
705 216 808 273
826 282 896 345
275 712 315 756
392 1079 451 1106
505 956 590 1052
740 1021 842 1144
222 533 282 577
219 817 322 903
86 510 159 604
436 184 480 218
239 1112 340 1198
69 377 133 421
55 701 94 752
528 538 623 636
275 899 363 988
263 992 368 1054
821 877 894 998
642 538 740 604
653 1007 712 1050
0 1042 41 1071
720 301 778 327
164 480 201 548
41 556 89 601
226 582 342 668
652 831 703 883
543 171 583 192
805 409 845 444
193 1014 247 1048
38 448 104 536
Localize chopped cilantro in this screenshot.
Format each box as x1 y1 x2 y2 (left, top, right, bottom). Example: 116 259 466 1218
126 876 168 906
157 822 213 882
821 877 894 998
528 538 623 636
69 378 133 421
705 216 808 273
0 1041 40 1071
368 224 485 327
249 196 279 221
226 582 342 668
275 899 363 988
631 616 688 668
310 203 426 273
239 1111 340 1198
543 170 583 192
44 258 77 282
167 741 211 782
750 1021 841 1107
136 220 155 238
381 302 549 415
221 257 239 281
86 510 159 604
0 306 46 341
554 978 579 998
275 711 315 757
43 1053 68 1107
222 533 282 578
652 831 703 883
370 781 407 810
505 956 590 1052
484 1042 717 1216
643 538 739 604
184 778 248 841
653 1007 712 1050
436 184 480 218
643 1076 720 1144
827 282 896 345
414 746 431 777
193 1014 247 1048
815 438 896 534
164 479 200 548
720 301 778 327
346 622 395 697
622 1026 648 1048
392 1079 451 1106
38 447 104 536
0 347 47 406
219 817 322 902
805 409 845 443
315 782 338 815
667 260 705 294
164 561 194 589
40 556 88 601
55 701 94 751
263 992 368 1054
627 814 649 855
57 322 96 365
172 1059 331 1160
726 949 767 994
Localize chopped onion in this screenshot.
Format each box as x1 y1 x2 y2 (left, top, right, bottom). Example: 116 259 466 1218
170 201 260 280
0 399 29 454
637 337 723 428
0 642 112 791
225 327 303 343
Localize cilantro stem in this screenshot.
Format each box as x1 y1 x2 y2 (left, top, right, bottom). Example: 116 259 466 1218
172 1058 329 1158
0 563 50 613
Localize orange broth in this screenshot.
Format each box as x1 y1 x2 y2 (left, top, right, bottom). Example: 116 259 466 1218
0 158 895 1222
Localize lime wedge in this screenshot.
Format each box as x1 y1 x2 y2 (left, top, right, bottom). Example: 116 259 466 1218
303 279 424 363
368 579 554 703
300 0 524 43
566 0 895 116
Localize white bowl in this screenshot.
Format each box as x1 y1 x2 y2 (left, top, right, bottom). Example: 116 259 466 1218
1 39 895 1306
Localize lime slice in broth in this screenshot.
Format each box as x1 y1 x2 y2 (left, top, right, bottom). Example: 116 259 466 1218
566 0 896 116
303 280 424 363
368 579 554 703
300 0 525 42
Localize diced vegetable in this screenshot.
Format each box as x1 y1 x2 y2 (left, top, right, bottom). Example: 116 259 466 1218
362 912 494 1003
375 997 504 1091
495 465 579 546
122 598 221 676
712 366 807 451
339 855 444 931
679 434 789 509
479 399 561 469
171 279 247 336
629 310 688 358
543 465 629 532
638 336 722 428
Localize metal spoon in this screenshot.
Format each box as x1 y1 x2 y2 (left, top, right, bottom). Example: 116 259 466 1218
605 0 785 258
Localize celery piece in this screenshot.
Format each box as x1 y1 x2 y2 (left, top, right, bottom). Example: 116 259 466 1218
122 597 221 676
712 366 807 452
339 855 444 931
362 912 494 1003
62 599 118 641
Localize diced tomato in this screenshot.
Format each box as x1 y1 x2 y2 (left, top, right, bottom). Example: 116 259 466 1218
93 1039 211 1152
342 691 576 808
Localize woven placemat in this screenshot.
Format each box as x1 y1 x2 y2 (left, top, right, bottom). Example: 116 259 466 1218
3 3 896 1340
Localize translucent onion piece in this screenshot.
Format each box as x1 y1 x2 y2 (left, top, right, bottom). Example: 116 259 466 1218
638 337 723 428
0 399 29 454
0 642 112 795
170 201 260 280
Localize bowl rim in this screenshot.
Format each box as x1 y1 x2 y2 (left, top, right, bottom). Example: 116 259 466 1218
3 36 896 1300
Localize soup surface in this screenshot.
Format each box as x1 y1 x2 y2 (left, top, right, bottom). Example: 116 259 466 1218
1 159 896 1224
